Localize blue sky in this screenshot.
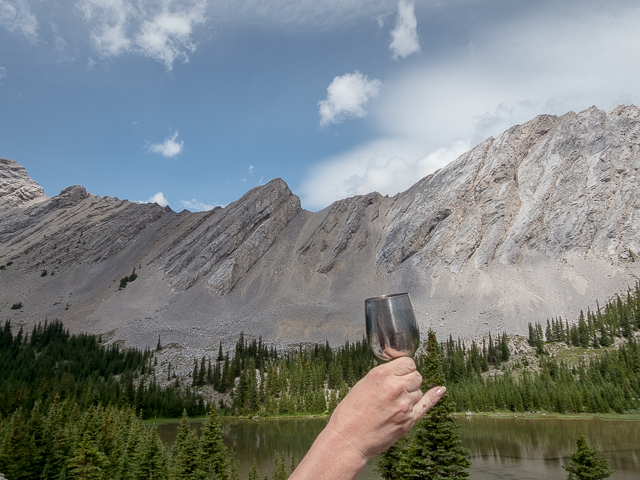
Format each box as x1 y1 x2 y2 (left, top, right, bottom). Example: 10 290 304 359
1 0 640 211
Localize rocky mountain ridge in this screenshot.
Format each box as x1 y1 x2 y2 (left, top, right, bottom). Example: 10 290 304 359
2 105 640 352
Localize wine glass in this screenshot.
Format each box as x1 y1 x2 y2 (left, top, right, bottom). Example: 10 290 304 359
365 292 420 362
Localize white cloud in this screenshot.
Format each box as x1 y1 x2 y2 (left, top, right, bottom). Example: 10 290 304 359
303 2 640 210
318 71 382 126
240 164 255 182
145 192 169 207
178 198 215 211
0 0 39 42
300 138 469 209
0 66 6 80
148 131 184 157
78 0 206 71
389 0 419 59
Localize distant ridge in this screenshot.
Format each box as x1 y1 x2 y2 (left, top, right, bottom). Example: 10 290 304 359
2 105 640 351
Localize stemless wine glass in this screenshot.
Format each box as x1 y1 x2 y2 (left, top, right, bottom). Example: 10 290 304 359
365 292 420 362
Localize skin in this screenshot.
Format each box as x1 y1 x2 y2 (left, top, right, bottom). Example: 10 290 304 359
289 356 446 480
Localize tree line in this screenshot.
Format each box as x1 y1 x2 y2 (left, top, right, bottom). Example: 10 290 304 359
0 398 247 480
0 319 205 420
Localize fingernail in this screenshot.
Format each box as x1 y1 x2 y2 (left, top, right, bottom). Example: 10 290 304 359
436 387 446 397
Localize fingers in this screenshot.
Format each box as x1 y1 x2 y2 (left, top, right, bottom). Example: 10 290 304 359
403 370 423 393
388 356 417 376
413 386 446 418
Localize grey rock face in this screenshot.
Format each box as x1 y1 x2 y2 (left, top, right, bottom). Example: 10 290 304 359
2 105 640 351
380 106 640 274
157 178 301 293
0 158 47 212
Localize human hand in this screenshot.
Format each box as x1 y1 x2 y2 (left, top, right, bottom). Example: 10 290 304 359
325 356 445 462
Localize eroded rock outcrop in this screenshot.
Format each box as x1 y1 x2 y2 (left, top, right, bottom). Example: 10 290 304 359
379 106 640 275
0 158 47 212
157 178 301 293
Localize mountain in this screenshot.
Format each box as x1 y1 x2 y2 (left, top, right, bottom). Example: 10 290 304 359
2 105 640 351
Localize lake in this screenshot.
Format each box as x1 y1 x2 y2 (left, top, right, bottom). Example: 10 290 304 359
156 415 640 479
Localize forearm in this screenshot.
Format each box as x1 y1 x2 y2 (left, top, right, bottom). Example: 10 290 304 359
289 426 369 480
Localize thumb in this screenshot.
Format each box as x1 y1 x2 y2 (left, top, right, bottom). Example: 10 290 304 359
413 386 446 418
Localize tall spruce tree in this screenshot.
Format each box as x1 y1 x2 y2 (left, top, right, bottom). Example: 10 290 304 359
375 436 408 480
169 411 203 479
563 433 614 480
200 403 229 480
398 330 471 479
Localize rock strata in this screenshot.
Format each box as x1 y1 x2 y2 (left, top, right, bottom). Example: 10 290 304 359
0 158 47 211
2 105 640 351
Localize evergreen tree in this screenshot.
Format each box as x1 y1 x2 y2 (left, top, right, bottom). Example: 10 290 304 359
67 406 109 480
169 411 203 479
200 403 229 480
131 425 169 480
399 330 470 479
563 433 614 480
247 459 259 480
375 436 408 480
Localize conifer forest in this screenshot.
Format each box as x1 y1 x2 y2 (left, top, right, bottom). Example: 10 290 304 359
2 283 640 478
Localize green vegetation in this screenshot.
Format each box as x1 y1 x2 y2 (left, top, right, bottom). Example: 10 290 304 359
563 432 614 480
447 283 640 414
0 319 204 420
2 281 640 478
118 266 138 290
376 330 471 480
0 400 236 480
194 333 374 416
10 302 22 310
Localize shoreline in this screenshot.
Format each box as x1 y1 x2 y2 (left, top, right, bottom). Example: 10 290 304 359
145 410 640 425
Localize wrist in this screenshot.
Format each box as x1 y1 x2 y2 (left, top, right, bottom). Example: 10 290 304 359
290 426 369 480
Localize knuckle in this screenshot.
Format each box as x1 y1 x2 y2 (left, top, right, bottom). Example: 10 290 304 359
397 398 411 413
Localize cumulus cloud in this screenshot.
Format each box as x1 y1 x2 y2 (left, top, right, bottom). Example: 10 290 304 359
389 0 419 59
300 138 469 209
0 0 39 42
148 131 184 157
78 0 206 70
145 192 169 207
318 71 382 126
178 198 215 211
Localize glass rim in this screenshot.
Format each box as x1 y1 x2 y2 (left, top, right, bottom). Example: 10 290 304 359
365 292 409 302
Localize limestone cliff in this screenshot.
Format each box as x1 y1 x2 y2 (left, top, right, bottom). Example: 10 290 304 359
0 158 47 211
2 105 640 350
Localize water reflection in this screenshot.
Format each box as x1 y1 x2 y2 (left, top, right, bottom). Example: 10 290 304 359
157 416 640 479
460 416 640 480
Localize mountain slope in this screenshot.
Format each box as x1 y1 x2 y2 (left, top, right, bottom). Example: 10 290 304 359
2 105 640 350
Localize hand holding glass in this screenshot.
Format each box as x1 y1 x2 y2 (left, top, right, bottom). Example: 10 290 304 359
365 292 420 362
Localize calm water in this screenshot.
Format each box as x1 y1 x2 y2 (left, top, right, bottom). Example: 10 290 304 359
157 416 640 479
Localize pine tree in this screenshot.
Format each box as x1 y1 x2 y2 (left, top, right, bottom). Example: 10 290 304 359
271 451 287 480
199 403 229 480
67 406 109 480
563 433 614 480
169 411 203 479
375 436 408 480
131 425 169 480
398 330 471 479
247 459 259 480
